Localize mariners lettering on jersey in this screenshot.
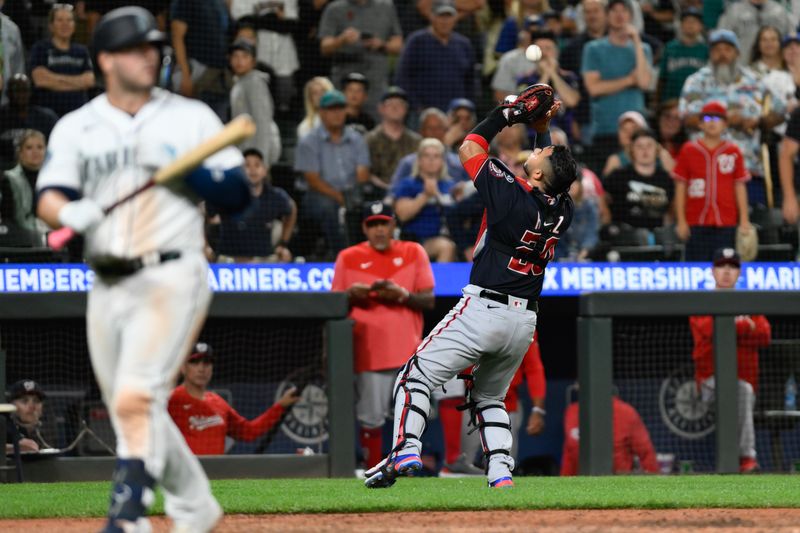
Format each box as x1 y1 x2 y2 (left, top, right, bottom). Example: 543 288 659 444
79 146 137 187
188 414 225 432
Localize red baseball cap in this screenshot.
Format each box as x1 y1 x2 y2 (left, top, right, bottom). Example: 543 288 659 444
701 101 727 119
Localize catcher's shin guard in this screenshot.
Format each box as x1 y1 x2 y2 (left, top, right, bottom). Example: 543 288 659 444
390 357 433 456
102 458 156 533
473 400 515 485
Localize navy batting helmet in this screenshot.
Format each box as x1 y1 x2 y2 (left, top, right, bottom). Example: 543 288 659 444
92 6 166 54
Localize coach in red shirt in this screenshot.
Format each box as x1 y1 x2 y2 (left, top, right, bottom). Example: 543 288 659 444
168 343 300 455
673 101 753 261
561 394 658 476
332 201 435 468
689 248 770 473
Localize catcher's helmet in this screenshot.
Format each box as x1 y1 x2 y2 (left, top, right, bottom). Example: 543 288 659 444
92 6 166 54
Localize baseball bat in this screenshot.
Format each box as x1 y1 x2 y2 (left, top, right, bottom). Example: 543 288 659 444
47 114 257 251
761 92 774 208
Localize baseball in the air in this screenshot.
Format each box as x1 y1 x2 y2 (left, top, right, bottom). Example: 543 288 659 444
526 44 542 62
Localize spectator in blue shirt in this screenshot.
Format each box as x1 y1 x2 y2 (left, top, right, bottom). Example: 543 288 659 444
391 107 469 184
29 4 94 117
392 137 457 262
210 148 296 263
581 0 652 174
395 0 475 115
295 89 370 256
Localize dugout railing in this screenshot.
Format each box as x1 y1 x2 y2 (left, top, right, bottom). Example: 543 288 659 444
0 292 354 482
578 291 800 475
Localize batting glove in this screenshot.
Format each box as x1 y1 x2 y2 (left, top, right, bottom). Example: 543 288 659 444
58 198 104 234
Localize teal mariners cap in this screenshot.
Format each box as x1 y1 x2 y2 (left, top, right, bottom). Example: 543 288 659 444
320 90 347 109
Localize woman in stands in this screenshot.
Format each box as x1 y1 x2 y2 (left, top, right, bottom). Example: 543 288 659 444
392 138 458 262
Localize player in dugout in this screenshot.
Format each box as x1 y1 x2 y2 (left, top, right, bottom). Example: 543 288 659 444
168 342 301 455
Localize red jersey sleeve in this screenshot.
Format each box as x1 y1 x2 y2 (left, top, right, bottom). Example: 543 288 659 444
732 145 751 182
463 153 489 181
413 243 435 291
331 252 349 291
521 334 546 400
671 144 691 182
560 403 579 476
689 315 713 346
225 401 286 442
624 403 659 473
167 388 189 436
736 315 771 348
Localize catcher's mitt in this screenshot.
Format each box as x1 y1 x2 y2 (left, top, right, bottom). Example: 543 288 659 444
502 84 555 125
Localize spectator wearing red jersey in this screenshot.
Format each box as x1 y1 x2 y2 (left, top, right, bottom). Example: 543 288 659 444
689 248 771 473
561 393 658 476
168 343 300 455
331 202 435 468
672 101 753 262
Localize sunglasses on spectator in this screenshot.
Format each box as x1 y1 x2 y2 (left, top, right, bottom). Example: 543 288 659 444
51 3 74 11
702 115 724 122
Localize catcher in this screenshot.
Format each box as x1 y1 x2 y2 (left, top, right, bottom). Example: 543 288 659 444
365 84 578 489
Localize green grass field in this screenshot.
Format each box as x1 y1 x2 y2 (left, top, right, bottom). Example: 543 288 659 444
1 476 800 519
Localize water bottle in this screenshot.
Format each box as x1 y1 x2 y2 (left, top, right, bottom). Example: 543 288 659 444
785 374 797 411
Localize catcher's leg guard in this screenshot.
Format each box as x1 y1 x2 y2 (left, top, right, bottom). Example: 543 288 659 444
473 400 515 487
364 358 432 488
390 357 433 457
101 458 156 533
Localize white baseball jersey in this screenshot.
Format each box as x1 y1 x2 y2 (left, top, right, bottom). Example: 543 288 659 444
37 88 243 258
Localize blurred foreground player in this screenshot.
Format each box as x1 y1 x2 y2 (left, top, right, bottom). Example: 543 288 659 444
35 7 252 532
365 84 578 489
331 202 435 469
168 343 300 455
690 248 771 473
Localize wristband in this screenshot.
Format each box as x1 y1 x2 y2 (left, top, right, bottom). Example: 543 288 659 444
532 406 546 416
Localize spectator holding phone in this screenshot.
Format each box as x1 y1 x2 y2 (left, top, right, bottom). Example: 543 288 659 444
318 0 403 117
331 201 435 469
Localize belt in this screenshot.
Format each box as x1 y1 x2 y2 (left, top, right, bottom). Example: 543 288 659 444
90 251 182 278
479 290 538 312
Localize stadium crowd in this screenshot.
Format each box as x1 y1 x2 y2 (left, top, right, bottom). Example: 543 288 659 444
1 0 800 264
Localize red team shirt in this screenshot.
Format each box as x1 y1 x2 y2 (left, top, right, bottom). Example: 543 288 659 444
689 315 771 392
332 240 435 373
561 397 658 476
672 140 750 226
168 385 285 455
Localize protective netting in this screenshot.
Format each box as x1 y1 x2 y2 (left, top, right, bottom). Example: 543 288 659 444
1 317 328 455
1 1 797 263
613 316 800 473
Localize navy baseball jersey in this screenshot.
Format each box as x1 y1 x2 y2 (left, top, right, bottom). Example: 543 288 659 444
464 153 573 301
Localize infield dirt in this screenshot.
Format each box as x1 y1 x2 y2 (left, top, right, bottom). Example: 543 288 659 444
5 509 800 532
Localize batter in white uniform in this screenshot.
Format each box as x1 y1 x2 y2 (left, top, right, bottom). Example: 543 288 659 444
36 7 251 533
